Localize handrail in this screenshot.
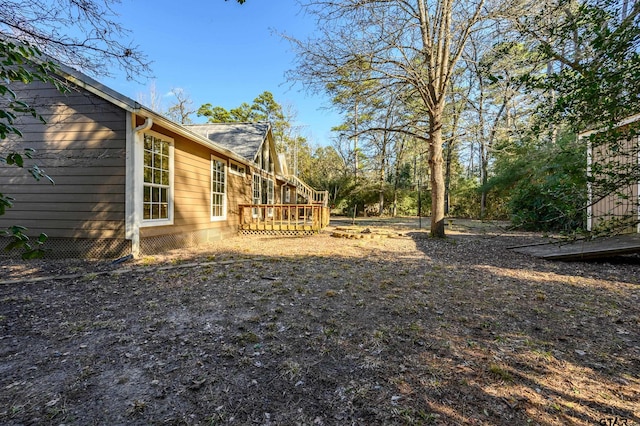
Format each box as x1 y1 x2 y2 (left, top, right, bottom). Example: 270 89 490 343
285 175 329 207
238 204 330 231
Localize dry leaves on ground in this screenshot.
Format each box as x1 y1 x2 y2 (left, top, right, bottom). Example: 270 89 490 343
0 219 638 425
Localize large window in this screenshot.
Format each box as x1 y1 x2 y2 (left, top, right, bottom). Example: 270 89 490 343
253 173 261 204
211 156 227 220
266 178 274 204
252 173 261 217
143 133 172 222
266 177 274 217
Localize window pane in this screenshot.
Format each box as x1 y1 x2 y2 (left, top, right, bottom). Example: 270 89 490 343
143 134 171 222
211 158 226 218
144 167 152 183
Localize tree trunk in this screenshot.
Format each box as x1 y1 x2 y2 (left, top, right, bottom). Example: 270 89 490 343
480 140 487 220
392 160 400 217
429 114 446 238
353 99 359 180
392 192 398 217
444 143 451 215
378 138 387 215
480 126 492 221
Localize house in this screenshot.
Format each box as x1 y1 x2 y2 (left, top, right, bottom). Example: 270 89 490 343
582 114 640 234
0 64 328 258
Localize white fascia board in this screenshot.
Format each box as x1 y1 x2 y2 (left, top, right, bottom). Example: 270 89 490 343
265 126 284 175
56 63 141 113
55 64 254 170
578 113 640 138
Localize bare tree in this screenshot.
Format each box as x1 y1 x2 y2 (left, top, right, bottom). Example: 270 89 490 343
136 80 163 113
462 37 538 219
0 0 150 80
166 87 196 124
286 0 488 236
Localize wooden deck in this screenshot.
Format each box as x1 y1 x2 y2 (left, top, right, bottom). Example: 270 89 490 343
238 204 330 234
510 233 640 260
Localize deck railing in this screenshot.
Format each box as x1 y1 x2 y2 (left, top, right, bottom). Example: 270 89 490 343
285 175 329 207
238 204 330 232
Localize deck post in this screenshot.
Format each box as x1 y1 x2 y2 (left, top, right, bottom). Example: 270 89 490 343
237 204 330 233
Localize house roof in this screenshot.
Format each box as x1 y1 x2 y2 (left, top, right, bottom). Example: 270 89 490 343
50 62 260 167
578 112 640 138
185 123 270 162
31 53 292 178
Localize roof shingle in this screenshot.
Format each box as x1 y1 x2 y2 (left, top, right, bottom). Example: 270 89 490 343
185 122 270 162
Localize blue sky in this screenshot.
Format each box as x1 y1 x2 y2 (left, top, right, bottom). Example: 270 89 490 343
101 0 340 146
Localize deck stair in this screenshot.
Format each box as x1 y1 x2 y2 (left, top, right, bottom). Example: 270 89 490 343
286 175 328 206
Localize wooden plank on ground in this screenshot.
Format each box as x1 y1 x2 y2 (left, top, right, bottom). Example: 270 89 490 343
511 234 640 260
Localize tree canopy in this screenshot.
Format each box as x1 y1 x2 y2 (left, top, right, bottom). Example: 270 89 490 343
278 0 640 235
286 0 490 236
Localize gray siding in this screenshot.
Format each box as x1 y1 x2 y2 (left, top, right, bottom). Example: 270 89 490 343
0 80 127 240
590 133 639 233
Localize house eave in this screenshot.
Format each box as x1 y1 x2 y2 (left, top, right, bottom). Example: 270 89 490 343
135 111 258 168
56 62 143 113
578 112 640 138
55 63 255 168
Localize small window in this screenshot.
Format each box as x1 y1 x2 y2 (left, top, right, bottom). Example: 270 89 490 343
229 160 246 176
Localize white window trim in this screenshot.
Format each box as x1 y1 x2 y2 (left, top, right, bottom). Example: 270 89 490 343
266 177 275 217
211 154 227 221
229 160 246 177
139 130 174 228
252 172 262 218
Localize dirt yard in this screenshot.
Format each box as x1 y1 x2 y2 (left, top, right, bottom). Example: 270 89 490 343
0 218 638 425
